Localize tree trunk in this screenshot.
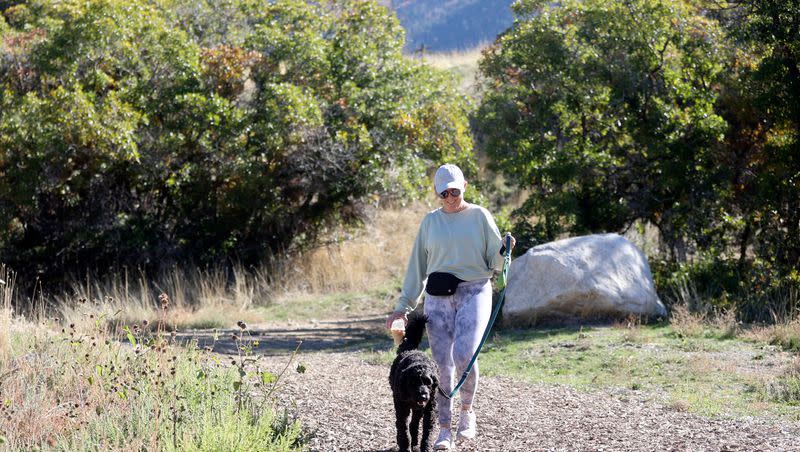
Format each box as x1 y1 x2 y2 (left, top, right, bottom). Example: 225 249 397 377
738 221 751 270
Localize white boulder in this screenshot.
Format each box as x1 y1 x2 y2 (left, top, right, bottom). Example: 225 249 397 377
502 233 666 325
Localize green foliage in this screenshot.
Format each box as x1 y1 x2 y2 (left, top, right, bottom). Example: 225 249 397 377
714 0 800 271
477 0 800 320
477 0 728 254
0 0 475 286
653 254 800 323
157 0 257 47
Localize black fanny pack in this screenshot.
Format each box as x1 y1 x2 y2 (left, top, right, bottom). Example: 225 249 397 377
425 272 464 296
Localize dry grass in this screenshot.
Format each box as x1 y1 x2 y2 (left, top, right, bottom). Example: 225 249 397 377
0 262 306 448
1 269 300 446
687 355 737 375
712 308 740 339
761 357 800 404
4 204 428 334
613 313 644 343
1 264 14 369
670 303 741 340
421 45 486 71
54 265 273 332
0 306 304 449
418 44 486 99
669 303 707 337
0 319 81 447
669 399 691 412
744 319 800 351
671 301 799 353
269 204 425 296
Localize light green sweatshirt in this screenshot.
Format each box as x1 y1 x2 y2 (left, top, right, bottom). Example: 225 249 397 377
395 203 504 313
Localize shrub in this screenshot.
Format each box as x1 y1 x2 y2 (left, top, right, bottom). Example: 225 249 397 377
654 255 800 323
0 0 475 294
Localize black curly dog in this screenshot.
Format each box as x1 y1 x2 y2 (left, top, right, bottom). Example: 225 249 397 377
389 314 439 452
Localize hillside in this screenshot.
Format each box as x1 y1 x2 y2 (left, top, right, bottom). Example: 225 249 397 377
380 0 515 52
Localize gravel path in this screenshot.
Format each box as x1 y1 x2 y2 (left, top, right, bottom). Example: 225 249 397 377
266 351 799 451
190 316 800 451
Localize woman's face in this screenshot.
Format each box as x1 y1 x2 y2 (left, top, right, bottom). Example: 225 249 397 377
439 183 466 213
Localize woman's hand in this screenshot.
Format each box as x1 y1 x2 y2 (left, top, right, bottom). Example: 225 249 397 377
385 311 408 330
501 233 516 255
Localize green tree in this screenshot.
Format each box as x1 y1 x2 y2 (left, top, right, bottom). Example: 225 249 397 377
0 0 188 274
476 0 728 257
721 0 800 271
0 0 475 286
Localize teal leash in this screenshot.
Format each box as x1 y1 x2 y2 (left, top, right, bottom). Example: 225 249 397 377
447 233 512 399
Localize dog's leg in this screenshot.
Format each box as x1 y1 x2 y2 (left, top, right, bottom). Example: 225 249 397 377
420 398 437 452
395 399 412 452
410 408 422 449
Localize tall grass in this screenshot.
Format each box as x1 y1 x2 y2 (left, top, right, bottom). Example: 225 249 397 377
744 319 800 352
0 303 306 450
0 264 14 369
0 204 425 334
55 265 271 332
269 205 422 295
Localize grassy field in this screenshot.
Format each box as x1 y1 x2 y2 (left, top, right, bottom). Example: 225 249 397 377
479 319 800 419
256 285 397 323
365 307 800 422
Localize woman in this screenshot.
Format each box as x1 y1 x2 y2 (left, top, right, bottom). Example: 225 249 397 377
385 163 515 450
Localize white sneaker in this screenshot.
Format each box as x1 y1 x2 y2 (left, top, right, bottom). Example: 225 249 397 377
456 410 476 440
434 428 453 450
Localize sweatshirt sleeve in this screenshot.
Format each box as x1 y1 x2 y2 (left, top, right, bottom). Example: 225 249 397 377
483 209 504 271
394 216 428 313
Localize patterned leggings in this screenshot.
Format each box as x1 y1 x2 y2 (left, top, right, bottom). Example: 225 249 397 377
423 278 492 427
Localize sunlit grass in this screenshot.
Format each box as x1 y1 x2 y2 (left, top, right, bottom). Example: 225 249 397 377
477 322 800 419
0 304 307 450
262 284 398 322
744 320 800 352
363 318 800 420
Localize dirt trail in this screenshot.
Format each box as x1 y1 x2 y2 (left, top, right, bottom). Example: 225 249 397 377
184 316 800 451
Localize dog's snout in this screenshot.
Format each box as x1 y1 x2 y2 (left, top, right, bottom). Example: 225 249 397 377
417 389 430 402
